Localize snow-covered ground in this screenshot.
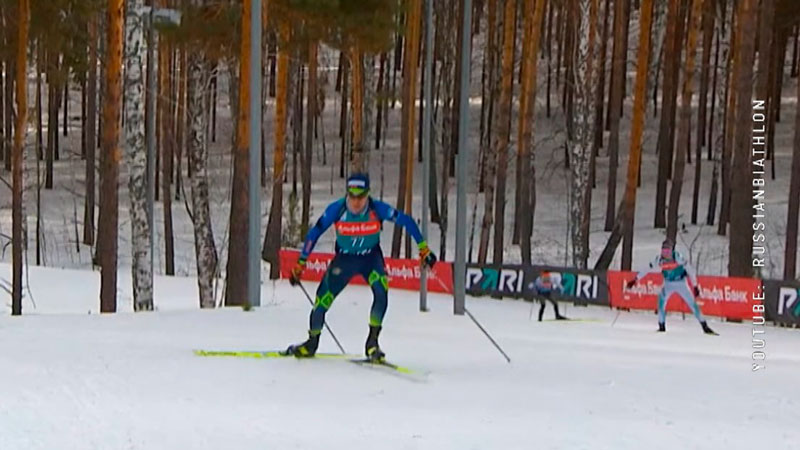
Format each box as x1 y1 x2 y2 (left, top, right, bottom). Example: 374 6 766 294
1 262 798 449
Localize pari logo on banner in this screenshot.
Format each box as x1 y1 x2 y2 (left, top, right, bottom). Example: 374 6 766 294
466 267 526 296
558 272 599 299
778 287 800 317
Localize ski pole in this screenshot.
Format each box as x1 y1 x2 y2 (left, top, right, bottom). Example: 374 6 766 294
295 281 347 355
464 307 511 363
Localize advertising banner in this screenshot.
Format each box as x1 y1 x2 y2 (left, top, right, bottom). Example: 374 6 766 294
463 264 609 306
464 264 530 299
279 249 454 294
763 280 800 327
523 266 609 306
607 271 759 320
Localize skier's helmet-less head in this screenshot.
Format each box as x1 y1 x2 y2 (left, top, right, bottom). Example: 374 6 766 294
346 173 370 214
661 238 674 258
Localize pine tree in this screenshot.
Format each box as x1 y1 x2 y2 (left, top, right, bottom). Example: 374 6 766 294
227 0 253 304
728 0 757 277
594 0 654 270
666 0 704 243
12 0 29 316
98 0 124 313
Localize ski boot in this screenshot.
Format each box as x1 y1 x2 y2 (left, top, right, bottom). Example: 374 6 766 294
657 322 666 332
701 321 718 335
365 325 386 362
285 332 320 357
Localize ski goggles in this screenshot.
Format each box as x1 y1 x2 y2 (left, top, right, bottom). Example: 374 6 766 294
347 187 368 198
347 179 369 198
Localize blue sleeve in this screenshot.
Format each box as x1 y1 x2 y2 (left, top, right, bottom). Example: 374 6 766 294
372 199 426 246
299 199 345 261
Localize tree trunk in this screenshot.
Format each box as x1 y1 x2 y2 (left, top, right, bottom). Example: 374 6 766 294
12 0 29 316
449 0 466 178
210 73 217 144
707 0 724 162
491 0 516 266
98 0 124 313
477 0 502 264
593 0 611 154
392 0 422 258
36 46 43 162
263 22 289 280
569 0 599 269
728 0 757 278
84 14 98 246
605 0 628 232
767 30 787 181
303 40 317 239
159 23 175 276
653 0 684 229
63 78 68 137
292 62 303 194
339 55 348 179
518 0 548 263
188 46 218 308
124 0 153 311
719 3 737 236
0 7 4 169
4 60 12 172
594 0 653 271
175 46 187 201
792 24 799 78
785 58 800 280
692 0 714 224
546 2 553 118
438 0 456 261
227 0 253 304
350 44 365 172
81 65 86 160
46 63 56 189
755 0 774 166
269 30 277 97
666 0 704 243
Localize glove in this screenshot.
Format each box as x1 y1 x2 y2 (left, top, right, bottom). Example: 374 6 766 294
418 242 437 269
626 278 637 289
694 286 701 297
289 259 306 286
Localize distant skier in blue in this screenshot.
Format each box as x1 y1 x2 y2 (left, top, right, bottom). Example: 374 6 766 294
626 238 716 335
286 173 438 360
531 271 568 321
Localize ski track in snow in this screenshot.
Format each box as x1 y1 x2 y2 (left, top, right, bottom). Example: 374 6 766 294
0 263 798 449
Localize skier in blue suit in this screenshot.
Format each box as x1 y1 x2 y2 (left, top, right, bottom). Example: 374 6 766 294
286 173 438 360
626 238 716 334
531 271 568 321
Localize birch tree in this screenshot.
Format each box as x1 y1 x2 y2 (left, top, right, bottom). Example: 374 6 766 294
124 0 153 311
569 0 599 269
187 41 217 308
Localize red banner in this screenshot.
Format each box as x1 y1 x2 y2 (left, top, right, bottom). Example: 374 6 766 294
279 249 454 294
607 270 759 320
